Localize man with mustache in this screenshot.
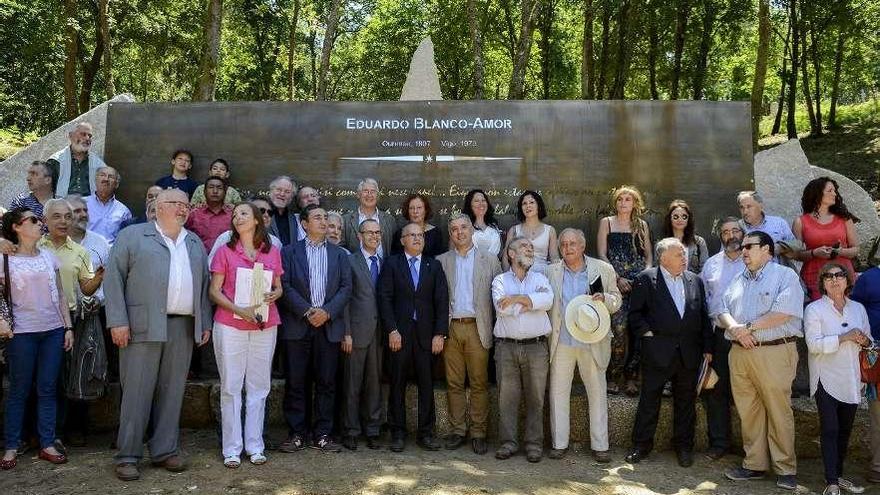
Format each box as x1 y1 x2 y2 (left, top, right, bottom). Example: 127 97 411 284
48 122 106 198
698 217 745 460
492 236 553 463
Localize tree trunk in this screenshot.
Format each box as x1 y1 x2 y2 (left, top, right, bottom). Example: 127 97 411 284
771 20 791 135
64 0 79 118
799 16 818 136
828 27 845 128
508 0 542 99
581 0 595 99
538 0 554 99
786 0 799 140
809 21 822 132
193 0 223 101
316 0 344 101
287 0 301 100
596 0 611 99
691 0 714 100
308 29 318 99
670 0 690 100
609 0 633 100
750 0 770 149
468 0 486 99
99 0 115 99
647 0 659 100
77 3 105 115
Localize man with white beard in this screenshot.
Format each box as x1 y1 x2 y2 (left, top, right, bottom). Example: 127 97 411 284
491 236 553 463
48 122 107 198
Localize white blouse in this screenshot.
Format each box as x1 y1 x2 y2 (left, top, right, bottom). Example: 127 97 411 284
804 296 872 404
472 225 502 256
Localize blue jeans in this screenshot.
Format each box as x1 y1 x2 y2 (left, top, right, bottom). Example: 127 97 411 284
4 328 65 450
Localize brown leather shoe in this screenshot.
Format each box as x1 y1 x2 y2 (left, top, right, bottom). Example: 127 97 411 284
592 450 611 463
152 455 186 472
38 449 67 464
115 462 140 481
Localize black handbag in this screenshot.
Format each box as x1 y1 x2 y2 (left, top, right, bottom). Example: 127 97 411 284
0 254 12 366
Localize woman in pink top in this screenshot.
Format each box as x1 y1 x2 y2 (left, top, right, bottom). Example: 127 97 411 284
209 203 283 468
793 177 860 301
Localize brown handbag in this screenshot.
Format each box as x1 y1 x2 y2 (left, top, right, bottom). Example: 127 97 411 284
860 345 880 384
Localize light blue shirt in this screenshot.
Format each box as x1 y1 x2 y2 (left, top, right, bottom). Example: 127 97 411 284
451 247 476 318
306 239 328 308
660 266 686 318
700 250 745 318
721 261 804 341
742 214 795 244
559 259 590 348
85 194 132 245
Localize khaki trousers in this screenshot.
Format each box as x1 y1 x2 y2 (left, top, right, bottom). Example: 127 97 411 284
549 344 609 451
729 342 798 475
443 320 490 438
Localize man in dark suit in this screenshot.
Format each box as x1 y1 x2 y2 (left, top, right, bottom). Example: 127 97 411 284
268 175 301 246
625 237 713 468
378 222 449 452
340 218 384 450
279 205 352 453
342 178 396 256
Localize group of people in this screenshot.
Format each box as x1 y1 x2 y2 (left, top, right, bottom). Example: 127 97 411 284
0 121 878 495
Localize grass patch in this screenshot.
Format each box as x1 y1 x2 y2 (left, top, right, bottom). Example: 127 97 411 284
758 98 880 195
0 127 39 161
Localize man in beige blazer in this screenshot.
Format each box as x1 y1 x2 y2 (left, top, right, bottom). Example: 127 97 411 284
436 214 502 454
546 228 621 463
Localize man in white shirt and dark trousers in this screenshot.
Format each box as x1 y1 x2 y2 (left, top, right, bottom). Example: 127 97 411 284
491 236 553 463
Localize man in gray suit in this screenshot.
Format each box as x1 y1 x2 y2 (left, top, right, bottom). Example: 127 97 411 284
436 214 502 455
342 178 395 256
105 189 213 481
340 218 384 451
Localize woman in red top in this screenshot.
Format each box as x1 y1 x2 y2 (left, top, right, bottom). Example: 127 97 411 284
793 177 860 301
209 202 283 468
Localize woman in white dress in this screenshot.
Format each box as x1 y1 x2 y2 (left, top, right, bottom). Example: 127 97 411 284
502 190 558 274
462 189 503 257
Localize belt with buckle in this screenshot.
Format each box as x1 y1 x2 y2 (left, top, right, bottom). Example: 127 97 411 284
733 336 796 347
496 336 547 345
451 317 477 324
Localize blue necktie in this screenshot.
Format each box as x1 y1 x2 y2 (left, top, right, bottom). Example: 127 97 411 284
369 255 379 287
409 257 419 289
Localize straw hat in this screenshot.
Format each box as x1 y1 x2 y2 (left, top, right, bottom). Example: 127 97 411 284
564 295 611 344
696 356 719 394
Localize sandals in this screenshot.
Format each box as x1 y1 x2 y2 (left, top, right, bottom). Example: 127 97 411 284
249 453 267 465
223 456 241 468
0 455 16 470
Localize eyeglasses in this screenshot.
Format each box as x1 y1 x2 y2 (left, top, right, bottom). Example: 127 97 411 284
257 207 270 214
403 233 425 239
821 271 848 280
721 228 743 236
16 216 40 225
671 214 689 221
739 243 762 251
160 200 191 210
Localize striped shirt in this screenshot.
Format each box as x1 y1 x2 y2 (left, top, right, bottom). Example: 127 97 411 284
10 192 48 218
306 239 328 308
721 261 804 341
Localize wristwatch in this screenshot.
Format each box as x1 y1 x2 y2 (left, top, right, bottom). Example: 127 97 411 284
745 321 754 333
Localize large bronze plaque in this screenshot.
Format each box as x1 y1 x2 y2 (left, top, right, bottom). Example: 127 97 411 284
105 100 753 254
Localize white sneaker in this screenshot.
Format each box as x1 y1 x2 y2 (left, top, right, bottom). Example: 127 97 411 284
223 455 241 468
838 478 865 494
824 485 841 495
249 452 267 465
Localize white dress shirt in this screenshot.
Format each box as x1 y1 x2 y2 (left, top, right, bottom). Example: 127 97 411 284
80 229 110 302
700 250 745 319
156 223 194 316
805 296 872 404
660 266 686 318
492 269 553 339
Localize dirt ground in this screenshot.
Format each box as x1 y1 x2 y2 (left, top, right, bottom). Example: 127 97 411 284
0 428 858 495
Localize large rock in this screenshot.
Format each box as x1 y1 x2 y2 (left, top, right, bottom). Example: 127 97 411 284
0 93 135 207
754 138 880 264
399 38 443 101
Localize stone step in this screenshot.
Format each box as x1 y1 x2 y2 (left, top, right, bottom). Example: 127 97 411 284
10 379 868 460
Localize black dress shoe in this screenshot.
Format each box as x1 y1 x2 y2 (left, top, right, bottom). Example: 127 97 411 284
342 435 358 451
366 436 382 450
390 437 405 452
472 438 487 455
677 450 694 467
704 446 727 461
444 434 465 450
417 436 441 451
625 448 650 463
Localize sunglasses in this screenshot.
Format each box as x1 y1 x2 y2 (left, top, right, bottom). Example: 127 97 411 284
671 214 689 221
257 207 270 214
739 242 762 251
16 216 40 225
821 271 848 280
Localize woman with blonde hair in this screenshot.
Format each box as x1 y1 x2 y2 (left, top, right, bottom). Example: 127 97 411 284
597 185 652 396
